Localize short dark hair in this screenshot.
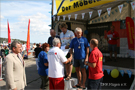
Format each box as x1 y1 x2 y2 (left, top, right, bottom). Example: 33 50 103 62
59 23 68 29
11 40 21 50
36 44 39 47
90 39 98 47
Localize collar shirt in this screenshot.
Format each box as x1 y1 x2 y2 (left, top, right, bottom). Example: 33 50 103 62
88 47 104 80
47 47 67 78
60 30 75 46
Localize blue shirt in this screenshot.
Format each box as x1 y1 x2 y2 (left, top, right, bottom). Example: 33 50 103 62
38 51 48 76
70 37 90 59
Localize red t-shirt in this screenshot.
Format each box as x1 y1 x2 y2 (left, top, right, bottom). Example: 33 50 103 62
88 47 104 80
107 30 119 45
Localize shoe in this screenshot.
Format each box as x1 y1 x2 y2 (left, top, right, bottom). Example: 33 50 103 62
65 76 71 81
79 86 86 90
73 84 81 88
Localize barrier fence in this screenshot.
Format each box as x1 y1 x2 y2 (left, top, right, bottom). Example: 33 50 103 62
0 58 2 80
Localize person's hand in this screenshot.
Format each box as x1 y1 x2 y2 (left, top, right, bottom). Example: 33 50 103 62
84 59 88 65
65 45 69 49
67 57 72 62
112 37 118 40
13 88 17 90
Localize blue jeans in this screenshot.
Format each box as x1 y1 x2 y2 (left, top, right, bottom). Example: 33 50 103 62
87 77 103 90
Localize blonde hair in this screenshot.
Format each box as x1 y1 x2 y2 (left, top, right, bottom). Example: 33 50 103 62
75 27 82 33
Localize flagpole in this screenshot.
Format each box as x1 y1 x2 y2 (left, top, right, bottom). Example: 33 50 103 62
51 0 54 29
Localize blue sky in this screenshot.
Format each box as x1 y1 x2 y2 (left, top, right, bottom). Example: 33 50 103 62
0 0 54 43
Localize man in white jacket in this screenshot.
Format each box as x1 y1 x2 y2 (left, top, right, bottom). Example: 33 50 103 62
48 38 72 90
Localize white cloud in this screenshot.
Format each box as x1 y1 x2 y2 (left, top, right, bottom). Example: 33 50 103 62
1 1 51 43
1 22 15 32
1 1 51 17
18 12 50 32
1 15 4 19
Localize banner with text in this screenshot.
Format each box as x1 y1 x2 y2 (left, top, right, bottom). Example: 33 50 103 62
126 17 135 51
55 0 116 16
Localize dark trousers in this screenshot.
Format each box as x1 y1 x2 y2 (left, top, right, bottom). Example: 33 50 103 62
87 77 103 90
40 75 49 89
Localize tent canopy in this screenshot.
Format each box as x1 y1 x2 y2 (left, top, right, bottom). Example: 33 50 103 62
55 0 125 21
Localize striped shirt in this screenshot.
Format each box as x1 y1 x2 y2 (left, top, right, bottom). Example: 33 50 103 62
60 30 75 46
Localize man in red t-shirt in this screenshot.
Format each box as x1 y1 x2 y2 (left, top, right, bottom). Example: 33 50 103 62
86 38 104 90
107 26 119 62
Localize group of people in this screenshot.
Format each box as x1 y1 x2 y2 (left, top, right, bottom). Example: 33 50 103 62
0 43 11 59
4 22 119 90
36 23 104 90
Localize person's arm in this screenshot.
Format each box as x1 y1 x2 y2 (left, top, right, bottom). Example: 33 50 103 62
63 58 72 64
112 33 119 40
13 88 17 90
33 52 35 56
112 37 119 40
33 49 36 56
112 32 119 40
43 53 48 66
44 63 48 66
84 47 89 64
107 37 109 41
59 50 72 64
85 53 97 68
68 48 73 60
65 45 69 49
86 62 96 68
5 56 17 89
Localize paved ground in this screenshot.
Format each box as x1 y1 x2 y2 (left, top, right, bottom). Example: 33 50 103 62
0 58 133 90
0 58 41 90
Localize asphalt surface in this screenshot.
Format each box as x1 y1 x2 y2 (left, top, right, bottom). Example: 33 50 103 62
0 58 133 90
